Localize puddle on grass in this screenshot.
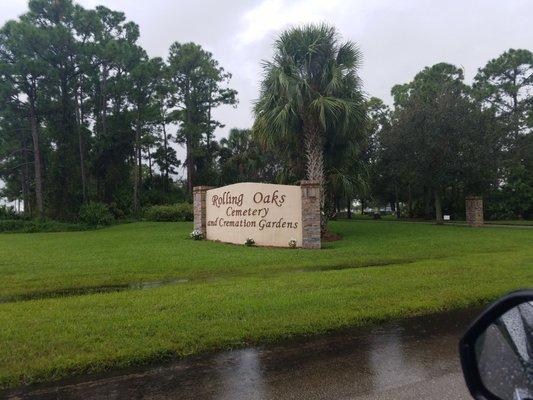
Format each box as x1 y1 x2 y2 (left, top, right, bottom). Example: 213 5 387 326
0 278 190 304
2 257 448 304
299 258 427 273
299 254 455 273
129 278 189 290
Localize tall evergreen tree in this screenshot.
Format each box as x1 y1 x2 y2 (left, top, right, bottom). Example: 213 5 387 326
0 19 48 217
167 42 237 193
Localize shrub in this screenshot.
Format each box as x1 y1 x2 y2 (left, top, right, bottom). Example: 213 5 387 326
144 203 193 222
0 205 18 220
108 202 126 220
0 219 26 232
0 219 88 233
79 202 114 227
245 237 255 246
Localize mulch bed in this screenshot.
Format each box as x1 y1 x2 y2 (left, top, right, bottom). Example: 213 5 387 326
322 230 342 242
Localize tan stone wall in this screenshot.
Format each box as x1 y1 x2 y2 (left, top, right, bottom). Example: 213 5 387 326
466 196 484 227
193 182 321 248
193 186 212 237
301 180 321 249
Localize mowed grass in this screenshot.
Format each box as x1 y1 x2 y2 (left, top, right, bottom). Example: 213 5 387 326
1 220 530 299
0 221 532 389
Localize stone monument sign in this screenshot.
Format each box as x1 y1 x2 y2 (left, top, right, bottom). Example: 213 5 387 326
193 181 320 248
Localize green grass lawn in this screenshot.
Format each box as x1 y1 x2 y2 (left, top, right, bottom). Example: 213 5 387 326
1 220 532 389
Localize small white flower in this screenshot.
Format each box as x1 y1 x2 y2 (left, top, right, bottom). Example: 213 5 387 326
288 238 297 248
189 229 203 240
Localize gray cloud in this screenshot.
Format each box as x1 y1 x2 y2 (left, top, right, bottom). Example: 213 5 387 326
2 0 532 140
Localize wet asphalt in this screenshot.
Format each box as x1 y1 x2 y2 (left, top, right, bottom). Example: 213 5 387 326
6 308 480 400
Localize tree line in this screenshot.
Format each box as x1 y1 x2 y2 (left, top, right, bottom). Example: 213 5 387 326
252 26 532 225
1 2 531 228
364 49 532 222
0 0 236 220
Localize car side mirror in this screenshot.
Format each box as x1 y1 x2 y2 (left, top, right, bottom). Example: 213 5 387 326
460 290 533 400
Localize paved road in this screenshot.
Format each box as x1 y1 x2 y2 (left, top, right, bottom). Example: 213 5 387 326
7 308 479 400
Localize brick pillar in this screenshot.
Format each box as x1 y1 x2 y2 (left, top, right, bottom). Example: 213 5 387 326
193 186 212 237
466 196 484 227
300 180 321 249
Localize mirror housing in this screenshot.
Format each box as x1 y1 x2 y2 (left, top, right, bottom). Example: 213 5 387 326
460 289 533 400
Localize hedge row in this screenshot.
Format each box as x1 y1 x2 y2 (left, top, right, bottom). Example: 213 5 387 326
144 203 193 222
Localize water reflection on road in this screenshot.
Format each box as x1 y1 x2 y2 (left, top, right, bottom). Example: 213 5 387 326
8 308 480 400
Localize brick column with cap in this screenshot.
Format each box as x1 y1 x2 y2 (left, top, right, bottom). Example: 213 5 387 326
193 186 212 237
466 196 484 227
300 180 321 249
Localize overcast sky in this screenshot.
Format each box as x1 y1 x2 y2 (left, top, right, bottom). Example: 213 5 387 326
2 0 532 141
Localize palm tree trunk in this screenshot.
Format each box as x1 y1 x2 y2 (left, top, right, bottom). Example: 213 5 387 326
303 118 326 234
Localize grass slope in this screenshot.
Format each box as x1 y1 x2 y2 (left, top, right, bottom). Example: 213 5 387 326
1 221 532 388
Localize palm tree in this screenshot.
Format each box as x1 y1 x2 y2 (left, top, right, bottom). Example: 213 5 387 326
327 140 369 219
254 23 365 232
219 128 253 178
